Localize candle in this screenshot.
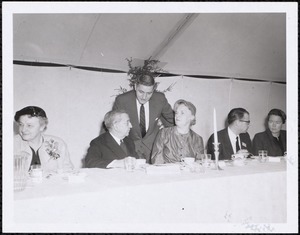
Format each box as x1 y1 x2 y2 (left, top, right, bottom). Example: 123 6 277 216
213 108 218 144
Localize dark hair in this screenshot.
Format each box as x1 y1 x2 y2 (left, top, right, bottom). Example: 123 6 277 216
104 109 128 130
136 74 155 87
14 106 47 122
174 99 196 125
267 109 286 124
227 108 249 125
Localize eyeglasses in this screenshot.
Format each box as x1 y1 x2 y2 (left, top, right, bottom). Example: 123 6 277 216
239 120 250 124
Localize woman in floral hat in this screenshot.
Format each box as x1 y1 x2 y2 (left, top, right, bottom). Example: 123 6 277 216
14 106 74 173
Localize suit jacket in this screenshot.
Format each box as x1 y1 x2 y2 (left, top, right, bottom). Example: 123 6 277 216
252 129 286 156
112 90 174 163
207 128 252 160
85 132 138 168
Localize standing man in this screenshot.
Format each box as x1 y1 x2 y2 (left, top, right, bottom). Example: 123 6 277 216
85 110 138 168
112 74 174 162
207 108 252 160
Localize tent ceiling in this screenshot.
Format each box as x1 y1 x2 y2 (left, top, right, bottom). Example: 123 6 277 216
13 13 286 82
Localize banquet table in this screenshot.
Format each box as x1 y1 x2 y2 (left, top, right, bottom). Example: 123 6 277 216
13 158 287 232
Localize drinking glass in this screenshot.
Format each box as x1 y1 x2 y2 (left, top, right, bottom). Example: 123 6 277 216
191 162 206 173
258 150 268 163
124 157 136 172
30 164 43 183
195 153 204 164
203 154 212 167
14 153 29 192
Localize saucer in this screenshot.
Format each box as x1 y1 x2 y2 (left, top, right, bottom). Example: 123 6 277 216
232 159 247 166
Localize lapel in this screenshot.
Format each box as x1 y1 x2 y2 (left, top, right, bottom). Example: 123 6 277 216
104 132 126 159
147 97 158 137
127 92 141 138
239 134 248 149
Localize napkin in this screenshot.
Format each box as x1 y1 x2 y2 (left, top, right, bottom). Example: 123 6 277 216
268 156 281 163
146 164 181 175
107 159 125 168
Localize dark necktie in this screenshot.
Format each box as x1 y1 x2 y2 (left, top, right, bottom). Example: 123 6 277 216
140 104 146 138
236 136 241 152
120 140 128 155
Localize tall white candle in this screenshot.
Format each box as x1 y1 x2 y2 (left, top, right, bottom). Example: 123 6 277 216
213 108 219 144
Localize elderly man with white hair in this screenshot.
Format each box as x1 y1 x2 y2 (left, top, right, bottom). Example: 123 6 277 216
85 109 138 168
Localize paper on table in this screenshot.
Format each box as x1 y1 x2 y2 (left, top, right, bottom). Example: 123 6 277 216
106 159 125 169
268 157 281 163
67 172 87 183
146 164 181 175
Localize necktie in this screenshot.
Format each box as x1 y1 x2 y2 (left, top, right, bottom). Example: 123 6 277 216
140 104 146 138
120 140 128 155
236 136 241 152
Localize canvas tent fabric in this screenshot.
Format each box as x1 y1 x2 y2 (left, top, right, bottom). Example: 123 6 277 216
13 13 286 83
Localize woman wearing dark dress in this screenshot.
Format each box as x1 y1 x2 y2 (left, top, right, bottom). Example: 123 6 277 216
252 109 286 156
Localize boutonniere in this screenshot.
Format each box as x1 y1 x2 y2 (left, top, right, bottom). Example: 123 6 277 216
155 118 164 129
242 142 247 148
45 139 61 160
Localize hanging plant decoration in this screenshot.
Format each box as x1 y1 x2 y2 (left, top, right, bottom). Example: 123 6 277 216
126 57 167 88
113 57 176 95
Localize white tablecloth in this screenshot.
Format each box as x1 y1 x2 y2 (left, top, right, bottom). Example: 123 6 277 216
12 159 287 232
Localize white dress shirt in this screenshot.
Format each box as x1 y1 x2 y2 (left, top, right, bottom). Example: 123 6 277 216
228 127 241 154
136 100 149 131
106 133 125 169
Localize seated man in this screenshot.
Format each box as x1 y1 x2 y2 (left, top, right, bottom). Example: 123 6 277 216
207 108 252 160
85 110 138 168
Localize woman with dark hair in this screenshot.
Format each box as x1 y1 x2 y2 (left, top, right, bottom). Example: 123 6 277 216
151 99 204 164
252 109 286 156
14 106 74 172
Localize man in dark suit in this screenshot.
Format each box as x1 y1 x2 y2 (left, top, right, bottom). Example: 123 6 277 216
207 108 252 160
85 110 138 168
112 74 174 163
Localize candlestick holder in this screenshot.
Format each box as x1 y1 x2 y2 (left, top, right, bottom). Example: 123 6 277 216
213 142 222 170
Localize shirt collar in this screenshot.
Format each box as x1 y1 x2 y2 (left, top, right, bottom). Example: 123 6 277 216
110 132 122 145
136 99 149 107
228 126 239 139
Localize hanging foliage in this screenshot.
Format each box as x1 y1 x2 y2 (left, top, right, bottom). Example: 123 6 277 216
126 57 167 88
113 57 176 96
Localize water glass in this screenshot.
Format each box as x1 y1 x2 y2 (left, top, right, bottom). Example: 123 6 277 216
30 164 43 183
191 162 206 174
135 158 146 169
124 156 136 172
258 150 268 163
195 153 204 164
14 153 29 192
203 154 212 167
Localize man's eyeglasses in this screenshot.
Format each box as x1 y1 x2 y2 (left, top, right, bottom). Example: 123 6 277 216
239 120 250 124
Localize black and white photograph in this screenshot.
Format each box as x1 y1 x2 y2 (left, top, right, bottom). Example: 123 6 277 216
2 2 298 233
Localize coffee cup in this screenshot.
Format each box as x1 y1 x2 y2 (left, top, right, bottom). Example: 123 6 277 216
182 157 195 165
